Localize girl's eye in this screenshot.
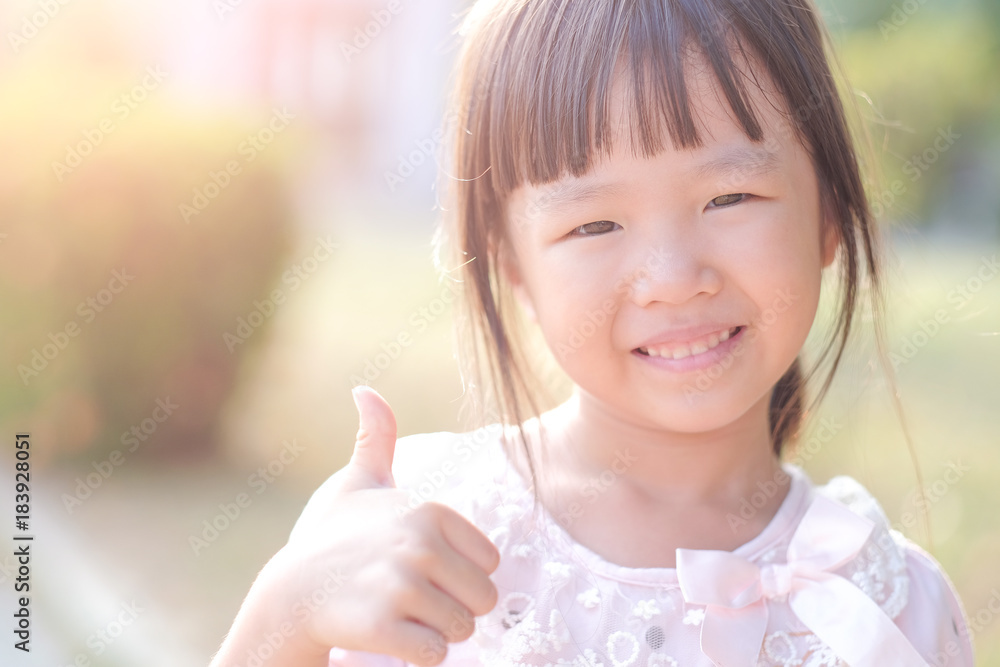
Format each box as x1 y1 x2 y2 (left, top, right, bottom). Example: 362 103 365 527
708 193 749 208
571 220 620 236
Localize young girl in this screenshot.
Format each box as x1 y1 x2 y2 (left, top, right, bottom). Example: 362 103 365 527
211 0 975 665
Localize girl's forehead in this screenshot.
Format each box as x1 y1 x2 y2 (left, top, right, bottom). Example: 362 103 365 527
516 61 795 194
604 51 791 159
475 4 823 211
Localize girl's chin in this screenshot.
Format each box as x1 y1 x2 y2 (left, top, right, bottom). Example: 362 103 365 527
575 389 756 433
635 411 745 435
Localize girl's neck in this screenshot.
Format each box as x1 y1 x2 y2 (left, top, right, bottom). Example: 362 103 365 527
531 386 788 526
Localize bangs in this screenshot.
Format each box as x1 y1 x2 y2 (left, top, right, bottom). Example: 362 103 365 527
464 0 775 198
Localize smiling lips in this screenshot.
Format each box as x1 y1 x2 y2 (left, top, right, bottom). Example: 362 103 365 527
637 326 743 360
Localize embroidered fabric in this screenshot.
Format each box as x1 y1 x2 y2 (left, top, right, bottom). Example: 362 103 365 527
327 426 974 667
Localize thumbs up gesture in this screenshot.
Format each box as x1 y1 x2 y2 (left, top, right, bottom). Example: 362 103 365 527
225 386 501 667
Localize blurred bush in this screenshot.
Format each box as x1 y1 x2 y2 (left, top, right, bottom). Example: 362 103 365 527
0 58 301 465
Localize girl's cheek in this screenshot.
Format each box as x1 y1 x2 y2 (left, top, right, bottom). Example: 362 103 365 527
535 297 599 354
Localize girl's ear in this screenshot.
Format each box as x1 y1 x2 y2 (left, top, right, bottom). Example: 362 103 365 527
497 239 538 324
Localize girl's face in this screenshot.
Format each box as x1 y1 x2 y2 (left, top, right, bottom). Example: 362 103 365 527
502 64 839 435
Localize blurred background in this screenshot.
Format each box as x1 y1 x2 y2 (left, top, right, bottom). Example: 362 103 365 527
0 0 997 664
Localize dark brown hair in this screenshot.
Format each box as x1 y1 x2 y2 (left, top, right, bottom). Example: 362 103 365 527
433 0 912 518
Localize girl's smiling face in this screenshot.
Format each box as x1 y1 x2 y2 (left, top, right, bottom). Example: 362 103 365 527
501 66 839 435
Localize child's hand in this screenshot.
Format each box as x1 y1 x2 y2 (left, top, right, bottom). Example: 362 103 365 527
263 385 501 666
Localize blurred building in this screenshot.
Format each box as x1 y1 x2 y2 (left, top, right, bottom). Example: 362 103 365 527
162 0 465 218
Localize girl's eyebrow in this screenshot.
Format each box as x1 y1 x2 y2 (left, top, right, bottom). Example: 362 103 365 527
526 180 625 215
693 145 781 181
525 144 780 216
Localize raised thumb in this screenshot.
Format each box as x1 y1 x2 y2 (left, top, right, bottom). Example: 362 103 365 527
347 385 397 489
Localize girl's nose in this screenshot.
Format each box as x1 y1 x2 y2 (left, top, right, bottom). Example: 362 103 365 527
621 240 723 308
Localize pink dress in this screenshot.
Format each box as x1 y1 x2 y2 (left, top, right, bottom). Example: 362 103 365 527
329 425 974 667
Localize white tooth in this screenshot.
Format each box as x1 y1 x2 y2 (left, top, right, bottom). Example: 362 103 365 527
646 347 660 357
718 328 731 342
707 334 720 349
690 341 709 355
672 347 692 360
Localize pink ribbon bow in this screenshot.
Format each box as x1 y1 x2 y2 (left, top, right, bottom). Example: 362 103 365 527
675 495 929 667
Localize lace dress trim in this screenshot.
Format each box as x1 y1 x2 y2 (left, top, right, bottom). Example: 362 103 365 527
458 438 910 667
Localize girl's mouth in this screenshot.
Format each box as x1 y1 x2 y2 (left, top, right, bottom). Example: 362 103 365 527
635 326 744 359
633 325 747 371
